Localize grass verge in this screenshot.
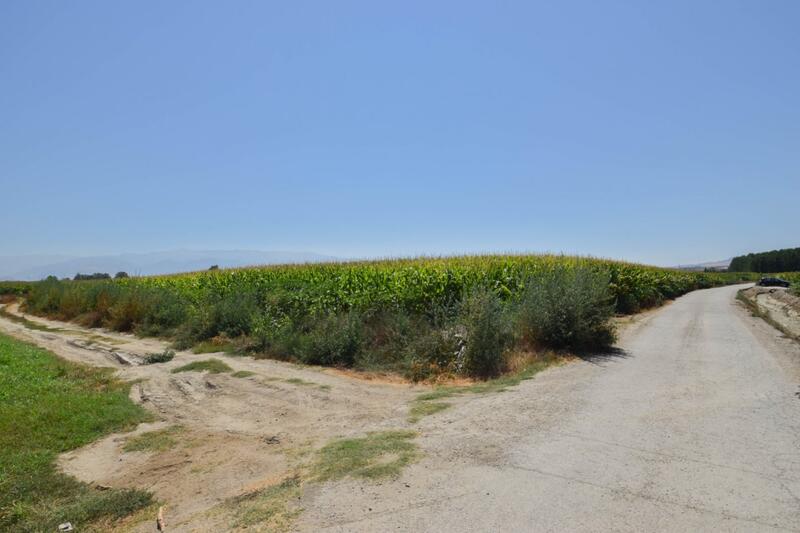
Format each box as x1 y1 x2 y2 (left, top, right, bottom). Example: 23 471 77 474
408 354 561 422
416 355 559 402
0 306 62 332
0 332 153 531
171 358 232 374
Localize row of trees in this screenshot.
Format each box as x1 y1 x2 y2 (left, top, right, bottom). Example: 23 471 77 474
72 265 218 280
729 247 800 273
73 272 128 281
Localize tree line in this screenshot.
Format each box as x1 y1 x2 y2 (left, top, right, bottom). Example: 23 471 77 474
729 247 800 273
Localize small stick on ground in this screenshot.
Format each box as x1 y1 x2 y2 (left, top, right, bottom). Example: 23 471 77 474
156 506 166 531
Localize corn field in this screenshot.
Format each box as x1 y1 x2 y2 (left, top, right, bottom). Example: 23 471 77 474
14 255 760 378
110 255 753 314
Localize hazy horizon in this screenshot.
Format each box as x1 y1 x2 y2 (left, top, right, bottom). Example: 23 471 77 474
0 247 751 281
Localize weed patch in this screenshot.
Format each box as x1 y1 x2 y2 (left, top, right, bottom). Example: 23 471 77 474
143 349 175 365
232 370 256 378
408 402 451 423
312 430 418 481
284 377 330 391
123 426 184 453
226 476 302 532
171 358 232 374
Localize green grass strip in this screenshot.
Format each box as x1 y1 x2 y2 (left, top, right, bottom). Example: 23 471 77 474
0 332 153 531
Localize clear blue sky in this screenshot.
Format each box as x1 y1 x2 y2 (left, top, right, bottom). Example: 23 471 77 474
2 1 798 266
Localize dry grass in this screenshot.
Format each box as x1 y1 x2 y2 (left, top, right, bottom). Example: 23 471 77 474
123 426 184 453
225 476 302 532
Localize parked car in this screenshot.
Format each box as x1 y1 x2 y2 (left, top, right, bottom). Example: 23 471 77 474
757 277 790 288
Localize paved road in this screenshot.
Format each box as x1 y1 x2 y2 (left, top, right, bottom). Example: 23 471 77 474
302 284 800 532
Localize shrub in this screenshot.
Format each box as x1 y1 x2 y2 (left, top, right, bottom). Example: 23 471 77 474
115 272 129 279
136 288 189 336
403 327 461 381
210 292 260 337
457 287 512 378
176 292 259 345
249 312 299 358
297 311 364 366
143 349 175 364
516 266 616 351
354 308 419 370
107 290 149 332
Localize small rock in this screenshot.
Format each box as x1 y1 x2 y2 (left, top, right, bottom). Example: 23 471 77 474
58 523 74 532
264 435 281 445
96 483 111 491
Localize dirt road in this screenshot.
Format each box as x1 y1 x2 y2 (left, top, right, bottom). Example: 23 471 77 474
2 284 799 531
300 284 800 532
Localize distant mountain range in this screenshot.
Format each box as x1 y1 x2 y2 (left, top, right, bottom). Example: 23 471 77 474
0 250 340 281
672 258 732 272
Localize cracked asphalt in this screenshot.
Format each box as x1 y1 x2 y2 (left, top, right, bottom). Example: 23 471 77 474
300 284 800 532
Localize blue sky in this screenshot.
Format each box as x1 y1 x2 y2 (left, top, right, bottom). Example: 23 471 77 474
1 1 798 266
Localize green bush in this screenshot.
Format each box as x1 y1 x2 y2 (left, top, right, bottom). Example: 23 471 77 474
209 292 260 338
403 326 461 381
143 349 175 364
457 287 512 378
136 288 189 337
297 311 364 366
516 266 616 351
175 292 259 346
249 312 299 359
107 289 149 331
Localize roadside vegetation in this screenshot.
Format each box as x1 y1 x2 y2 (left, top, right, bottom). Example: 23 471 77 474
0 281 33 297
0 306 62 332
0 332 152 531
16 255 755 379
409 353 560 422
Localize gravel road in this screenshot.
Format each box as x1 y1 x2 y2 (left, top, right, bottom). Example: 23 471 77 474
301 284 800 532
